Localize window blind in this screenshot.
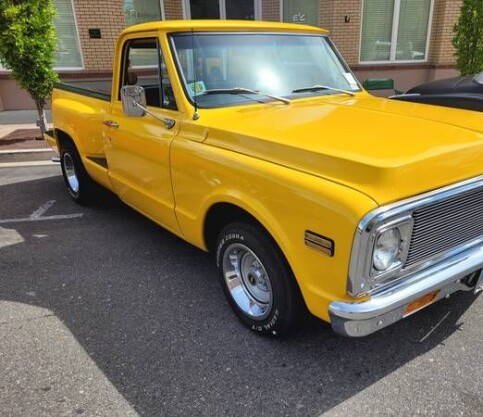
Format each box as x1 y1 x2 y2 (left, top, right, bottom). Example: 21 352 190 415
361 0 432 63
360 0 395 62
396 0 432 61
53 0 82 68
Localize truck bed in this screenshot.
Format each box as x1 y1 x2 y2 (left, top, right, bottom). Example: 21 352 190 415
55 80 112 102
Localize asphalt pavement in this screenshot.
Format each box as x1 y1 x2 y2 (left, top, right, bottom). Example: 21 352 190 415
0 164 482 417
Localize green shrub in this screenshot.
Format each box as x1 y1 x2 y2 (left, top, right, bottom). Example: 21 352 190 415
453 0 483 76
0 0 58 134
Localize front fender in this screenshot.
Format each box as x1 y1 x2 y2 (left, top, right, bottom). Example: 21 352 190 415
171 137 378 321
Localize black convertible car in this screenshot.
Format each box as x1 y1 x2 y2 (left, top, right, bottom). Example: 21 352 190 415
391 72 483 112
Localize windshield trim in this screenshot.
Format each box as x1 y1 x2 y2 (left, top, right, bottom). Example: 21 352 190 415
168 31 362 110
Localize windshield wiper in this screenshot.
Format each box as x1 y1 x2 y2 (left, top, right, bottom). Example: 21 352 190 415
204 87 291 105
292 84 356 97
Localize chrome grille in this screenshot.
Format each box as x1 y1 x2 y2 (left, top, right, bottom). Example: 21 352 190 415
405 187 483 268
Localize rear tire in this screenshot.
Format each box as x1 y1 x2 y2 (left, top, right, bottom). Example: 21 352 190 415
60 140 98 205
216 222 304 337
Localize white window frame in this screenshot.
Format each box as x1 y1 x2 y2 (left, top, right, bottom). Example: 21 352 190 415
56 0 84 70
359 0 434 65
182 0 261 20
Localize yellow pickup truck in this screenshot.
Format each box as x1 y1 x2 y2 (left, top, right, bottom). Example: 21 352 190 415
46 20 483 337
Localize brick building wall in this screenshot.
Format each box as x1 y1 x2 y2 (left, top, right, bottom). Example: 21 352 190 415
74 0 125 74
319 0 362 65
429 0 462 65
318 0 334 31
164 0 184 20
262 0 280 22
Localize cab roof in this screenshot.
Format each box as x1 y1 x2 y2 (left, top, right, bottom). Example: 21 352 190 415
122 19 329 36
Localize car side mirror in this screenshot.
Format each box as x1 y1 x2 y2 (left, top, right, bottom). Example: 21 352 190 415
475 72 483 85
121 85 146 117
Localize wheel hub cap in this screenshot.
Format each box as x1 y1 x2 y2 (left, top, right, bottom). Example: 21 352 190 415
222 243 273 320
63 153 79 193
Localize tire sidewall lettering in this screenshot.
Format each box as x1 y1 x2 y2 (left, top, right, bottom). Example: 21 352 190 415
249 309 279 332
216 224 296 336
216 232 245 267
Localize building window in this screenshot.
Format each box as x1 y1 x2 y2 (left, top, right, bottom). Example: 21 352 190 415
225 0 256 19
282 0 319 27
184 0 259 20
53 0 83 68
360 0 433 63
124 0 163 26
189 0 220 19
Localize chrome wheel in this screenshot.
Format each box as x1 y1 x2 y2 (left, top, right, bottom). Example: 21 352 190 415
222 243 273 320
63 152 79 193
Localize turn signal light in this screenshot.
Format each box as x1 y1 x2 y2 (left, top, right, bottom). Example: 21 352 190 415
404 290 440 317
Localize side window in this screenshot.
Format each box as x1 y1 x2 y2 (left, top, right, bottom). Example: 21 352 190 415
120 38 177 111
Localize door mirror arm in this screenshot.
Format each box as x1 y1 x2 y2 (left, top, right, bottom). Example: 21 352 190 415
120 85 175 129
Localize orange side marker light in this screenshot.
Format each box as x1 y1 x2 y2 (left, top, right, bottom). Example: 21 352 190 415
404 290 440 317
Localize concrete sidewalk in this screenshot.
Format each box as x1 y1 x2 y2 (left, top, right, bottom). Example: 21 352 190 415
0 110 57 166
0 110 53 151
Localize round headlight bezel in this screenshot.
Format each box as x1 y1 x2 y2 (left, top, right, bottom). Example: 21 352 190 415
372 227 402 272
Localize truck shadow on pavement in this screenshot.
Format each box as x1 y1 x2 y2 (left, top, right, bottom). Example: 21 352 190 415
0 175 481 417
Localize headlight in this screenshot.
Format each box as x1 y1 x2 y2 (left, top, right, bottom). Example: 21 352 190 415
373 228 401 271
349 215 413 297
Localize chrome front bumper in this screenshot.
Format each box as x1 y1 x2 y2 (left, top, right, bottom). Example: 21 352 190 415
329 245 483 337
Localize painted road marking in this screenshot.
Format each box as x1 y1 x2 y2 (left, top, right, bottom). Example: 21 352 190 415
0 200 83 225
30 200 56 219
0 227 24 249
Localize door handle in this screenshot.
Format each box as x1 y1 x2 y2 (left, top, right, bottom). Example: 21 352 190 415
103 120 119 129
162 118 175 129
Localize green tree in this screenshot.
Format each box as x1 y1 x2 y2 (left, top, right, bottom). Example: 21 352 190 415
0 0 58 135
452 0 483 75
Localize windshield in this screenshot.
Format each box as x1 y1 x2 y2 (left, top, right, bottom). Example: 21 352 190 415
170 33 361 108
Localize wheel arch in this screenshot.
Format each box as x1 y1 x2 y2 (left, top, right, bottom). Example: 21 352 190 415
204 201 308 328
55 127 79 152
202 201 300 289
203 202 269 254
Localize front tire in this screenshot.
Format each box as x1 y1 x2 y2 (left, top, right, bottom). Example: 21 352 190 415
216 222 304 336
60 140 97 205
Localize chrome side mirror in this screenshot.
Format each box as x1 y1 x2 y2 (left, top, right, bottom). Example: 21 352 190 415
475 72 483 85
121 85 146 117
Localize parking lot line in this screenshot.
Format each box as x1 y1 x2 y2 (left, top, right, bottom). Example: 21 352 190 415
0 200 83 224
0 213 84 224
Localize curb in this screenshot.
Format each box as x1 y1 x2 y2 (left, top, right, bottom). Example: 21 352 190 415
0 148 54 155
0 160 59 168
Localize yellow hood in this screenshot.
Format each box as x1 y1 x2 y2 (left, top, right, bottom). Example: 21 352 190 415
204 94 483 204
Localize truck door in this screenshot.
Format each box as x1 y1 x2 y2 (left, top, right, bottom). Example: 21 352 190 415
104 36 181 234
